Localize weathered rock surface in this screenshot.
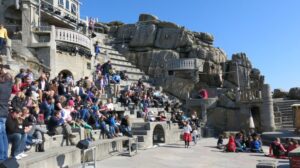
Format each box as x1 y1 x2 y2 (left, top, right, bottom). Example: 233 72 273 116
288 87 300 99
139 14 159 22
129 24 156 47
126 50 179 77
273 89 288 98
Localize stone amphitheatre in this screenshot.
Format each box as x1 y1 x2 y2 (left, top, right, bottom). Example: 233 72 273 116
0 1 299 168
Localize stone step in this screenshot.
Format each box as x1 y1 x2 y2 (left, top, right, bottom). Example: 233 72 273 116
113 65 144 74
111 63 136 69
109 54 127 61
110 59 132 66
132 130 148 136
132 122 151 130
18 146 81 168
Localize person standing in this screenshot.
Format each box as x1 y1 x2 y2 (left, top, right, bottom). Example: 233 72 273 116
0 64 13 161
0 24 8 52
183 121 192 148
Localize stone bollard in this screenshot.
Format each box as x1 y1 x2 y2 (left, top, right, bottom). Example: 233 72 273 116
260 84 276 132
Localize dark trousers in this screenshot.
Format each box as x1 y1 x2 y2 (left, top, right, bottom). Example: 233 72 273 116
0 38 5 53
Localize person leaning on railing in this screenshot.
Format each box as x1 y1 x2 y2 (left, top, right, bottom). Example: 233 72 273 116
0 24 8 52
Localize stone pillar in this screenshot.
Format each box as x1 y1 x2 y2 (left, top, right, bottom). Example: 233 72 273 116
260 84 276 132
49 25 57 78
21 0 39 46
21 1 32 46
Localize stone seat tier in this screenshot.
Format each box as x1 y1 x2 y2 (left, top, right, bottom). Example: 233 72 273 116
18 146 81 168
108 53 127 61
110 59 132 66
113 65 144 74
111 62 136 68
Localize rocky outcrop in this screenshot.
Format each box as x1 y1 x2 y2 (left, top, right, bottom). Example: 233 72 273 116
101 14 265 102
288 88 300 99
273 89 288 98
139 14 159 22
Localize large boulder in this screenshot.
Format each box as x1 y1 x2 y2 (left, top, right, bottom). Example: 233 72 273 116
129 24 157 47
117 24 137 40
188 46 227 64
193 32 214 45
232 52 252 68
159 77 195 99
139 14 159 22
273 89 288 98
126 50 179 76
288 87 300 99
157 21 180 29
154 28 193 49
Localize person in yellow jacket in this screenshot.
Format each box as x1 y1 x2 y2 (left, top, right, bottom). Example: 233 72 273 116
0 24 8 51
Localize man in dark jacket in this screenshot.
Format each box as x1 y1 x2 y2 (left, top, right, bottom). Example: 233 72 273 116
6 108 29 159
0 64 12 161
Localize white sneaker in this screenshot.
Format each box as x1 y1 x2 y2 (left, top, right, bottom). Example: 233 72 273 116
19 153 28 158
32 139 39 144
37 139 43 144
15 155 22 160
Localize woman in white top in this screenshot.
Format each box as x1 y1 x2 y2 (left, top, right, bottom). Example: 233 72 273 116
183 121 192 148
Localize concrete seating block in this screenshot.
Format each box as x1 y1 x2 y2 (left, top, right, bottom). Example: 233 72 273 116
44 134 64 149
18 146 81 168
256 161 277 168
91 130 101 140
72 127 85 140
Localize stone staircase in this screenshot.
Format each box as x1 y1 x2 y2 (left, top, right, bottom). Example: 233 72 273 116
273 99 300 130
99 45 149 83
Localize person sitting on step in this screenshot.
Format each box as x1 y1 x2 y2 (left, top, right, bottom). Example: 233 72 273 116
47 110 76 145
6 108 30 160
250 135 263 153
268 138 287 158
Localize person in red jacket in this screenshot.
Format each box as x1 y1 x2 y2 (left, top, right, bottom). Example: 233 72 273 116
199 88 208 99
268 138 287 158
226 135 236 152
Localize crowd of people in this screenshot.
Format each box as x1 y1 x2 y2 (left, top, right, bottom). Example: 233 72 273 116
220 131 264 153
216 130 299 159
0 55 190 161
0 62 136 161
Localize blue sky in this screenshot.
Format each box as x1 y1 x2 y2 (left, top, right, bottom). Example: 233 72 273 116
81 0 300 91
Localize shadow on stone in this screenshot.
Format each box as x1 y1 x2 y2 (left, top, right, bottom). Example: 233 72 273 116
56 154 66 168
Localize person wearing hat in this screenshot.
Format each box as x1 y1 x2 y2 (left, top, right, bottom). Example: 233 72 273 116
0 64 12 161
0 24 8 52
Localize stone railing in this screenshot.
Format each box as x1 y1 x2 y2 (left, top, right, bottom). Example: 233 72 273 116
55 28 91 49
166 58 204 71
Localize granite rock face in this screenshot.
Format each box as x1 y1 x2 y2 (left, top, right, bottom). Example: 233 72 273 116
98 14 268 132
288 87 300 99
139 14 159 22
273 89 288 98
104 14 265 102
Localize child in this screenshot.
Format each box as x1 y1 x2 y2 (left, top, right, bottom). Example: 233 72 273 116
183 121 192 148
250 135 263 153
226 135 236 152
217 135 224 149
192 124 198 145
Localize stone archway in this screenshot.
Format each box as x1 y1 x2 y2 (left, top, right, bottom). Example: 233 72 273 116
251 106 262 132
153 124 165 145
59 69 73 79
